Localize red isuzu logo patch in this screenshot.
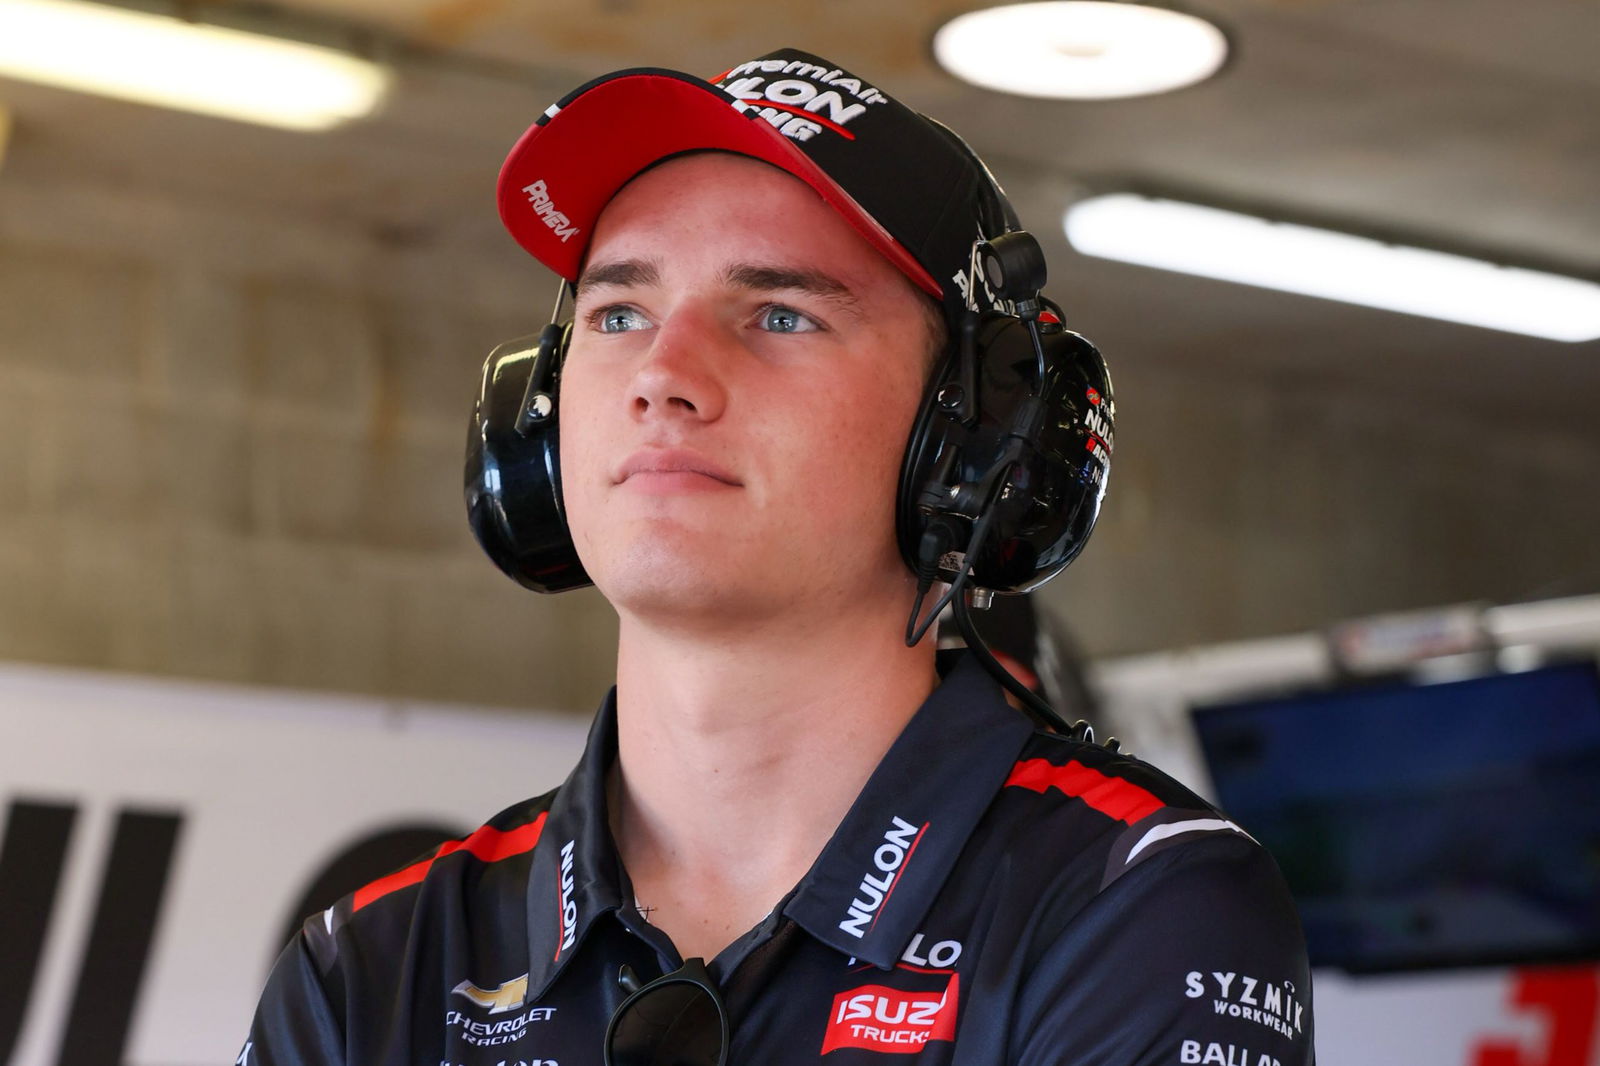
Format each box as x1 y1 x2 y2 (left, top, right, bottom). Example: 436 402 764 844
821 974 959 1054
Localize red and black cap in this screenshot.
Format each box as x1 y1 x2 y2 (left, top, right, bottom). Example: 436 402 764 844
497 47 1017 326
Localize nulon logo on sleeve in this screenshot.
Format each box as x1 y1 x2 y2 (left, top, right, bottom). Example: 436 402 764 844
821 973 959 1054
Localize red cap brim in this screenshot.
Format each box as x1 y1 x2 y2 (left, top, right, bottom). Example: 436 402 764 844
496 71 941 298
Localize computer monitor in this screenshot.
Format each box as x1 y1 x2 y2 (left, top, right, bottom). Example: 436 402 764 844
1192 661 1600 972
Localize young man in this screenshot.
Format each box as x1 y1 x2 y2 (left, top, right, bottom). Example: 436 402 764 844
242 49 1313 1065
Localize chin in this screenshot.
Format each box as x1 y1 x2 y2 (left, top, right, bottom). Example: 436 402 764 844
584 535 756 620
600 572 770 630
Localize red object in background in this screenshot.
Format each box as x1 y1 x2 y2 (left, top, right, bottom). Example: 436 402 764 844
1471 967 1599 1066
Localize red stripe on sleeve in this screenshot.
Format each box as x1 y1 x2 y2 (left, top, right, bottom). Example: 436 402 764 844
352 812 547 913
1005 758 1163 824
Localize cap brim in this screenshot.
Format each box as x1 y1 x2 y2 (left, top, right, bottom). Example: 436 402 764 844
496 69 942 298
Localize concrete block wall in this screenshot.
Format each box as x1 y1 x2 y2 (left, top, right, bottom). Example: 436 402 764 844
1043 359 1600 655
0 170 618 711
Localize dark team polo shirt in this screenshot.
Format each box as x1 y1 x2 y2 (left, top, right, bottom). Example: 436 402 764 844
241 654 1314 1066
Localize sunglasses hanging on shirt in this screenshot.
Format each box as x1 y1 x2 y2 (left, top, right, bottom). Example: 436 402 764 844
604 957 729 1066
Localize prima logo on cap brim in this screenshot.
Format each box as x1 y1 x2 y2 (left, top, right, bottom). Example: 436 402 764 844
522 180 579 243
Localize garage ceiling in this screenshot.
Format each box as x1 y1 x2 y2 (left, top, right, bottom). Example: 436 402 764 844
2 0 1597 421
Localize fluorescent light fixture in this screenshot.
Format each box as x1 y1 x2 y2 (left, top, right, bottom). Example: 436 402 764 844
934 1 1228 100
0 0 391 131
1064 194 1600 342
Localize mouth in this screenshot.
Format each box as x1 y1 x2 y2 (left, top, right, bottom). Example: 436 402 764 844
615 448 742 490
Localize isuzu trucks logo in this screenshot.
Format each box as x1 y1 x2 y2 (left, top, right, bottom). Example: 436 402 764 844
718 58 887 143
838 816 928 939
821 974 959 1054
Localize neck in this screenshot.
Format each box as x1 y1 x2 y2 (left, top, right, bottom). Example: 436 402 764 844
608 600 937 960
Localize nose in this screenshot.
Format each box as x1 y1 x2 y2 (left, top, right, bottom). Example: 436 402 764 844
628 307 729 424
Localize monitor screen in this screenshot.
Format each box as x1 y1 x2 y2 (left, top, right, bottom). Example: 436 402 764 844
1191 661 1600 973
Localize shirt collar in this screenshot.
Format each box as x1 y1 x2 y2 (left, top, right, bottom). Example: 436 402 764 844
524 689 626 1001
523 653 1036 991
784 652 1035 968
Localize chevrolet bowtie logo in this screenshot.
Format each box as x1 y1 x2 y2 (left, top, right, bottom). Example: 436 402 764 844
452 974 529 1014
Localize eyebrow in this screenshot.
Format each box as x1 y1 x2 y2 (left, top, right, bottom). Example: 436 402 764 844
724 264 862 317
724 264 850 298
575 258 862 316
576 258 661 296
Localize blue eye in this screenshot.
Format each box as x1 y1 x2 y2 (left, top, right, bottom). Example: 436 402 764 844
759 305 818 334
597 306 649 332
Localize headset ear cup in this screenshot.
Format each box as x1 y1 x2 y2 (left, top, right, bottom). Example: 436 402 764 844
897 345 964 576
464 329 593 593
896 313 1113 594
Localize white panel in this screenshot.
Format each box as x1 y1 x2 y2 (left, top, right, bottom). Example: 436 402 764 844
0 662 590 1066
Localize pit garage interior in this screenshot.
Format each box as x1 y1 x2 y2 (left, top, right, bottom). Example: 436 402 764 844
0 1 1597 1063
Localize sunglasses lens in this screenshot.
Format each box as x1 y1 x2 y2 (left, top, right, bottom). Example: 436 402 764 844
607 979 724 1066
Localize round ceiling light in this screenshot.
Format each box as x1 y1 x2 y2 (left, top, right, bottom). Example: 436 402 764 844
933 1 1229 100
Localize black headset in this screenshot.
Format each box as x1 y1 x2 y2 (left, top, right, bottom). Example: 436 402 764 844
463 171 1115 731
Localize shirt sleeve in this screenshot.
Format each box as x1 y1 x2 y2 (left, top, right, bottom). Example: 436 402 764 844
237 928 346 1066
1012 834 1315 1066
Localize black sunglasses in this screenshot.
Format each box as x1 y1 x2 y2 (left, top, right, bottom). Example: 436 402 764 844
604 956 729 1066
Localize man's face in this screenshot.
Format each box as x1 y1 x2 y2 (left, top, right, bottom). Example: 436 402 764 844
559 152 936 627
